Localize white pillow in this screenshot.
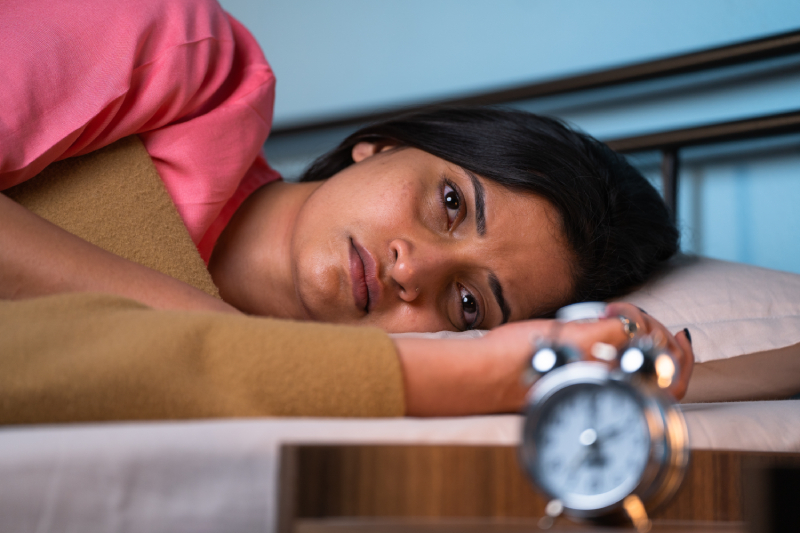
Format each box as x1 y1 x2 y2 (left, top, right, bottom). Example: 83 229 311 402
396 255 800 403
613 255 800 403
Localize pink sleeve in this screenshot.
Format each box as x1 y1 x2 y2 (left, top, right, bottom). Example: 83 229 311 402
0 0 280 260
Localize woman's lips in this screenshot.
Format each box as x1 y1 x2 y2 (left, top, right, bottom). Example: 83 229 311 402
349 238 381 313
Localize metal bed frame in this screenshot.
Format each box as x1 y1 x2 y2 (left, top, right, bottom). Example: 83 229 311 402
270 29 800 223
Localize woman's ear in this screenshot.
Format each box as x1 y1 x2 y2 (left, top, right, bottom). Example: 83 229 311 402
351 141 396 163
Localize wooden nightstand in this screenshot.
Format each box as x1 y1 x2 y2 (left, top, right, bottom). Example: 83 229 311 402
278 446 800 533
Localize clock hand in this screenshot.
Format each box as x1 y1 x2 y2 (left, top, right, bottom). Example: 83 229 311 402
597 416 637 442
564 446 591 490
587 443 607 468
598 424 624 441
567 447 590 474
589 389 598 429
566 426 605 490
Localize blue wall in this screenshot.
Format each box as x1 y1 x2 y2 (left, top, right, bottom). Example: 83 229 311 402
220 0 800 129
219 0 800 274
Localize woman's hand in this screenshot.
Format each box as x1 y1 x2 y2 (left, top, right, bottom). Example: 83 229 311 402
394 304 693 416
603 302 694 400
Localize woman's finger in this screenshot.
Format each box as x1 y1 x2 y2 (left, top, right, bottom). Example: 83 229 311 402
669 329 694 400
604 302 652 337
604 302 694 401
605 302 681 359
558 318 633 357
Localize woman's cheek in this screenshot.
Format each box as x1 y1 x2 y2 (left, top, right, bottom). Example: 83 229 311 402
370 303 452 333
293 242 348 322
372 180 420 218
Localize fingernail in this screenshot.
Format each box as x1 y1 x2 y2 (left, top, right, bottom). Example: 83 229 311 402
637 306 649 315
683 328 692 344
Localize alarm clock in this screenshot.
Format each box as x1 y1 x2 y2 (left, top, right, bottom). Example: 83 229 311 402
519 304 689 530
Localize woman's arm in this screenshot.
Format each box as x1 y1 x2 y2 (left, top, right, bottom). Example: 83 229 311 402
395 304 694 416
0 193 239 314
0 291 691 424
0 292 404 424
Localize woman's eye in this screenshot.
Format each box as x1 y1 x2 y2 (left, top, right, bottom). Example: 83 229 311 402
442 182 461 229
458 285 480 329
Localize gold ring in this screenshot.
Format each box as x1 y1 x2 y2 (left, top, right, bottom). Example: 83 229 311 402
619 316 639 339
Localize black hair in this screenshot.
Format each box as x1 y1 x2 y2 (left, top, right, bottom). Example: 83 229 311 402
301 106 679 316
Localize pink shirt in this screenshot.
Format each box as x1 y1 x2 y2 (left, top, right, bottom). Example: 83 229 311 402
0 0 280 262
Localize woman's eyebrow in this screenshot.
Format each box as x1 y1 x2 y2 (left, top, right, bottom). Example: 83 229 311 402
488 272 511 325
463 169 508 324
464 169 486 236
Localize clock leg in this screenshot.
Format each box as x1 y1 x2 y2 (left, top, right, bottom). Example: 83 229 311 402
622 494 652 532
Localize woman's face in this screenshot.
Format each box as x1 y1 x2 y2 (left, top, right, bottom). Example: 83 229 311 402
286 143 575 333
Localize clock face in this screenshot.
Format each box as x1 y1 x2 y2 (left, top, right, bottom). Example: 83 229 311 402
527 382 651 511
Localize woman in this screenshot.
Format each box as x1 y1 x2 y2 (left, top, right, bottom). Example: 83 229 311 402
0 0 693 421
210 108 680 332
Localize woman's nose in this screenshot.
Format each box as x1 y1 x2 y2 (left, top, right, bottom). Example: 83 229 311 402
389 238 448 302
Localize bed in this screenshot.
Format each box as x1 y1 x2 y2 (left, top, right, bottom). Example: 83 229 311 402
2 28 800 533
2 182 798 533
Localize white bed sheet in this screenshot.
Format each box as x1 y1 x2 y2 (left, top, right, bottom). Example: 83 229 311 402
1 400 798 533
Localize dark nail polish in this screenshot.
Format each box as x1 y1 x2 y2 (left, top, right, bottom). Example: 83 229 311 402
683 328 692 344
636 306 649 315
